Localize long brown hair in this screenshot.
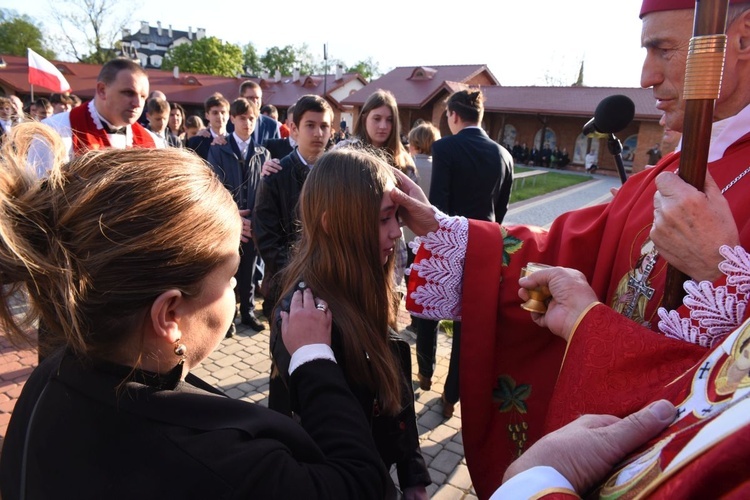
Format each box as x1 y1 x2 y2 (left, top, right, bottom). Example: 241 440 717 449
353 89 414 173
279 148 403 414
0 123 239 360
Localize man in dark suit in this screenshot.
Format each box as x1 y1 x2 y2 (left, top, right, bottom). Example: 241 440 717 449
263 105 296 159
226 81 281 145
263 104 297 160
422 89 514 418
207 97 269 335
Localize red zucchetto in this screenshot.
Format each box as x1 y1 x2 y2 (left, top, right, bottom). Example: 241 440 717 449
641 0 747 18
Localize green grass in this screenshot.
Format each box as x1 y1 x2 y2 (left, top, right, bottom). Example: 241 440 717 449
439 320 454 338
510 167 591 203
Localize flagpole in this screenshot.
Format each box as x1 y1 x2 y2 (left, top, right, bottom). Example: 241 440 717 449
30 85 34 103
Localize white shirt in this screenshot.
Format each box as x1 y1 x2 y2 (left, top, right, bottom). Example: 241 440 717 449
233 132 250 159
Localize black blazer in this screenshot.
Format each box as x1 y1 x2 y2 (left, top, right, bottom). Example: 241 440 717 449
207 135 270 212
0 349 388 499
253 150 309 288
429 127 514 223
263 138 294 160
186 134 216 160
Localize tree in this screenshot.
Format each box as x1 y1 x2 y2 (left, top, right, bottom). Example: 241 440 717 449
162 37 243 77
0 10 56 59
51 0 134 64
347 57 380 82
260 44 316 76
243 42 262 76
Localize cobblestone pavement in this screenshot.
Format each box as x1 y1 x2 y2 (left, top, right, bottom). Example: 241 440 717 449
0 169 621 498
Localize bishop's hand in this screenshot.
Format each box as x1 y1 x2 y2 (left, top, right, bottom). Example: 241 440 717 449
518 266 598 341
651 171 739 282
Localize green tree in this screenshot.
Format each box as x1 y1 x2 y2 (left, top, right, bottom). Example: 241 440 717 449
260 45 297 75
347 57 380 82
162 36 243 77
0 10 56 59
260 44 316 76
243 42 262 76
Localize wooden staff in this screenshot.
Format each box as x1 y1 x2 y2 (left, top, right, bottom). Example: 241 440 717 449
663 0 730 310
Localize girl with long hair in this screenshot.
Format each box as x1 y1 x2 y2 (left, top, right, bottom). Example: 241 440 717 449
270 148 430 499
338 89 417 180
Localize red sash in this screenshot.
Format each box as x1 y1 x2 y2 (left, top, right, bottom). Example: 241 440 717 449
69 102 156 156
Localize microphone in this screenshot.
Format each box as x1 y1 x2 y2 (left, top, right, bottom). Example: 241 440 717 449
582 95 635 136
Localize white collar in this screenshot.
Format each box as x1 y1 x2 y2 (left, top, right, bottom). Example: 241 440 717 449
296 148 310 167
233 132 250 148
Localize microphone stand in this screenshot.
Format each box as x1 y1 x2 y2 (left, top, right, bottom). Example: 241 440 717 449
607 133 628 185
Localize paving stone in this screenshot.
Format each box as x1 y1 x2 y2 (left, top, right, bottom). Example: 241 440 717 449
211 366 239 380
428 468 447 485
225 388 245 399
429 423 460 444
420 439 443 457
214 354 242 368
418 409 445 429
432 484 466 500
445 440 465 456
430 449 462 475
219 343 246 355
447 464 473 490
425 483 440 498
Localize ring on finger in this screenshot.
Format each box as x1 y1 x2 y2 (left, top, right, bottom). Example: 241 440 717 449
316 303 328 313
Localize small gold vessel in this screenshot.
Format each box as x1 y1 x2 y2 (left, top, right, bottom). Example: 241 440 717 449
520 262 553 313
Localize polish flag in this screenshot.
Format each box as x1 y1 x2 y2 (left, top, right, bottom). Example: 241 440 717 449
27 48 71 93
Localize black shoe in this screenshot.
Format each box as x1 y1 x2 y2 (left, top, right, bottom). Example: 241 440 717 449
242 314 265 332
225 322 236 339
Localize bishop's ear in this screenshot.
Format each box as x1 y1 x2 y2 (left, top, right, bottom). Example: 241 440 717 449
734 9 750 55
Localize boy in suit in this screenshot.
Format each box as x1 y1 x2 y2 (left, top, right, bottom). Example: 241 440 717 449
253 95 332 319
207 98 270 335
187 93 229 160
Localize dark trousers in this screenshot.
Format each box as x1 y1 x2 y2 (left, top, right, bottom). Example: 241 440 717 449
237 240 257 319
444 321 461 404
416 319 461 404
416 319 439 378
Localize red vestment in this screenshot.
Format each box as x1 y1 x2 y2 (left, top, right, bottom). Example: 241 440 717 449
408 132 750 499
538 306 750 498
69 102 155 156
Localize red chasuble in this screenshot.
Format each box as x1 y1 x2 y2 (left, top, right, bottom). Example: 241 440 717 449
542 308 750 498
408 132 750 499
69 102 155 156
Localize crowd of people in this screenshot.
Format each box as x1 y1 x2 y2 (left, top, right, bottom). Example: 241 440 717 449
2 0 750 498
508 142 571 169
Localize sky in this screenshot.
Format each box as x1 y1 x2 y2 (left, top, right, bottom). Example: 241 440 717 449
4 0 648 88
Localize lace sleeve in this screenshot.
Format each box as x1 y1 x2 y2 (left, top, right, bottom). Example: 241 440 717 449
406 211 468 320
657 245 750 348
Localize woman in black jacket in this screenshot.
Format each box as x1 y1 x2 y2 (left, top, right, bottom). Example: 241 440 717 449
0 125 387 499
269 148 431 499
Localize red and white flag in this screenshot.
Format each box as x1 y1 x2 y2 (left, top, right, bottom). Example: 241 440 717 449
27 48 71 93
